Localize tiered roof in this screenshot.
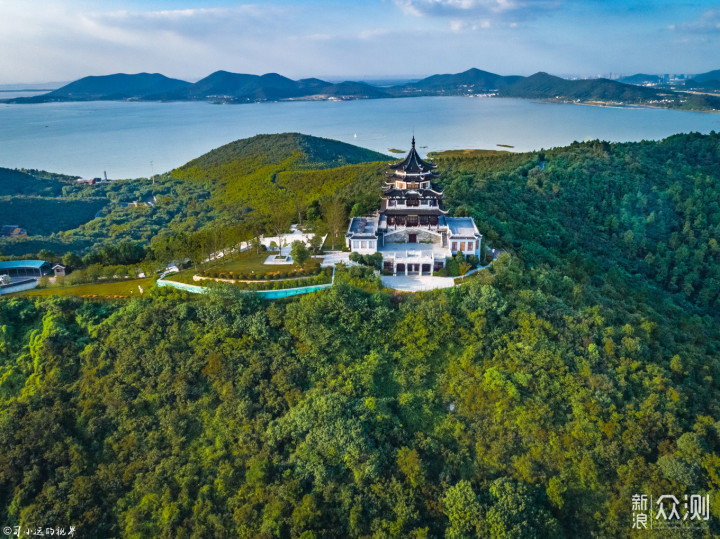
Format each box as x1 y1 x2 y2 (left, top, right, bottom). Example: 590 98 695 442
387 137 438 179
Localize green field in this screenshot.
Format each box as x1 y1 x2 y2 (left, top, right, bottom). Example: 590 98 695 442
18 277 154 298
207 250 288 275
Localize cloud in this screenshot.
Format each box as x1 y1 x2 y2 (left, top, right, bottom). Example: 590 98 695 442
0 3 302 83
672 8 720 34
394 0 562 18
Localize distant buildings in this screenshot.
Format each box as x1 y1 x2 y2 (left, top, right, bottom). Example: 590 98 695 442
347 138 481 276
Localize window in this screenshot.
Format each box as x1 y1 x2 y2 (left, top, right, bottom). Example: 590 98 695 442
452 242 457 251
476 240 479 249
353 241 360 249
398 200 406 206
369 240 375 249
460 242 465 251
420 200 428 205
361 241 367 249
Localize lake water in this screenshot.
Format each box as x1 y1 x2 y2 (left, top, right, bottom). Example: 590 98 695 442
1 96 719 179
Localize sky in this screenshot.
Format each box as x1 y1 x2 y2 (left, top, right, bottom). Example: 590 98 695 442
0 0 718 85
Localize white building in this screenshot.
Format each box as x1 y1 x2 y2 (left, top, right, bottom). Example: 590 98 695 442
346 138 482 276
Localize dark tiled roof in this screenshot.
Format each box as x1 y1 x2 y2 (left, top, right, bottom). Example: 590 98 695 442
388 137 437 174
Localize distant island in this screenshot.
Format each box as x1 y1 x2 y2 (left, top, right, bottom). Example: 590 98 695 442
4 67 720 112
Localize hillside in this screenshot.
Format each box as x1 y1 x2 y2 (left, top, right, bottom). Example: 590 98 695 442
617 73 663 85
173 132 390 172
502 72 664 102
6 68 720 110
9 73 190 102
1 133 720 536
387 67 522 96
0 167 74 197
692 69 720 83
0 134 391 257
171 133 391 218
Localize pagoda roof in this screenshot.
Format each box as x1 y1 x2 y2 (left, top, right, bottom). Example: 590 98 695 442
388 137 437 174
382 187 443 199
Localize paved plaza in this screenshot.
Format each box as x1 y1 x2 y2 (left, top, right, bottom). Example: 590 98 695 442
381 274 456 292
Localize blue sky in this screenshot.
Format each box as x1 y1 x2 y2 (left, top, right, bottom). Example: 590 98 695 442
0 0 718 84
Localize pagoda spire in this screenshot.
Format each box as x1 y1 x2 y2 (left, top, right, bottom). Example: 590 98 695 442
411 135 415 148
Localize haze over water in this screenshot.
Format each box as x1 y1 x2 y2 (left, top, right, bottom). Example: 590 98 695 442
1 96 719 179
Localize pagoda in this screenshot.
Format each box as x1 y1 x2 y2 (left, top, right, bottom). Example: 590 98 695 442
380 136 447 229
346 137 482 276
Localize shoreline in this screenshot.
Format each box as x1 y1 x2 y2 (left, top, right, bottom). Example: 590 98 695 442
3 92 719 114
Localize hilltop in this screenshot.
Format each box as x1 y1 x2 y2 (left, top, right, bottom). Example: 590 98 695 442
171 133 391 219
11 72 190 102
6 68 720 111
0 133 391 256
2 132 720 536
174 132 390 171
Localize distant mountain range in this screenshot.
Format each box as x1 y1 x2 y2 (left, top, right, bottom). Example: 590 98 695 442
5 68 720 111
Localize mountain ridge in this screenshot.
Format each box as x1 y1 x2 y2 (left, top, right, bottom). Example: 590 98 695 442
5 68 720 111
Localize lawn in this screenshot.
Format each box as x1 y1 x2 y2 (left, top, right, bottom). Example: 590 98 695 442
322 234 346 251
19 277 155 298
206 249 288 275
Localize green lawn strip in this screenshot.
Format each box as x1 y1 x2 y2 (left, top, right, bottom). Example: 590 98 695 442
322 235 346 252
18 277 155 298
204 250 289 275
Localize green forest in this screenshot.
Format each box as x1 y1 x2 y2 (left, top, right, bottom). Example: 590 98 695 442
0 134 388 258
1 131 720 536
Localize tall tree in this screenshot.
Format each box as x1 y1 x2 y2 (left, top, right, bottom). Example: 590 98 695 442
324 198 346 250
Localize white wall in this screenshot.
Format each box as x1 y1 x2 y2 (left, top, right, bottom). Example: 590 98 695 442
351 239 377 254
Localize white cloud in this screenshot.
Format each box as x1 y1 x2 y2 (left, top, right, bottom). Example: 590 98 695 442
673 8 720 34
395 0 561 18
0 2 301 83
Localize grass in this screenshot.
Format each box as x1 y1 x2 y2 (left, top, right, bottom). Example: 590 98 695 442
322 234 346 252
19 277 155 298
206 249 288 275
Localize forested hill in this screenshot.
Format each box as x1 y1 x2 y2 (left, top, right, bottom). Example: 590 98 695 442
434 131 720 313
174 132 390 172
1 133 720 535
9 73 190 102
169 133 391 221
7 68 720 110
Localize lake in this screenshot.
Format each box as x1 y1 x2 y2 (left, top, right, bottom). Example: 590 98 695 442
1 96 719 179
